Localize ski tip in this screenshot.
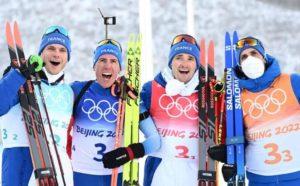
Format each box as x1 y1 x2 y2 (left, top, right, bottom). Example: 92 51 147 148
233 31 239 40
5 21 9 28
208 40 214 54
233 31 239 56
137 34 142 42
200 38 205 49
5 22 13 44
13 22 23 48
5 21 11 33
225 32 231 40
209 40 214 47
200 38 205 48
14 22 19 33
135 43 142 56
135 34 142 49
128 33 136 42
13 21 20 32
5 21 10 27
200 38 206 66
208 41 214 68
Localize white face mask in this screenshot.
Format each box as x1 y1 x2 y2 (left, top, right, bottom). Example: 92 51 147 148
241 56 265 79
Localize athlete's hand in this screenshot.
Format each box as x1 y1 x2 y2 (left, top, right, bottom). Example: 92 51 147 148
207 144 227 163
19 55 44 79
208 144 237 182
103 143 145 169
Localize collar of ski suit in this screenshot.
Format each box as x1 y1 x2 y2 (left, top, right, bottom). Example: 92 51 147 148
154 72 167 87
237 54 281 92
40 68 65 85
160 67 199 96
90 80 114 96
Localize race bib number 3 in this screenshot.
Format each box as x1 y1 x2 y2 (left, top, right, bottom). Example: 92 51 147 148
264 143 293 165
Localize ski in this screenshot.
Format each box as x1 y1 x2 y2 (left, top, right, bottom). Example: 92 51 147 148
123 34 141 186
130 34 141 185
224 32 235 186
5 21 63 186
111 73 126 186
206 40 217 186
215 84 226 146
14 22 58 186
232 31 245 186
111 34 141 186
223 31 245 186
198 38 208 186
198 39 217 186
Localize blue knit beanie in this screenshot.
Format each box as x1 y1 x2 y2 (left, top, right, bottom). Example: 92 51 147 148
235 36 266 65
168 41 200 69
38 30 71 61
93 43 123 69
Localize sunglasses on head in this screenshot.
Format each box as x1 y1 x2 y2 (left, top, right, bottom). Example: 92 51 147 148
235 38 263 50
97 39 122 52
171 34 199 49
43 25 69 38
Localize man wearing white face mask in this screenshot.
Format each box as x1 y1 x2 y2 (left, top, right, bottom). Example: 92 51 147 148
234 36 300 186
142 34 200 186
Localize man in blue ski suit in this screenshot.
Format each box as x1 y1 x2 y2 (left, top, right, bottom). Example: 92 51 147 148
0 25 73 186
67 39 161 186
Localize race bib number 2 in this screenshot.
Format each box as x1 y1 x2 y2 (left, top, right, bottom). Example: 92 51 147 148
175 145 196 160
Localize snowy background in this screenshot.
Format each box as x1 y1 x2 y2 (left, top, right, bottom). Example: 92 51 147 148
1 0 300 80
1 0 300 185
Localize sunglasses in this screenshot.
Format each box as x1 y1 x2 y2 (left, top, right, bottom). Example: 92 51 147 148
43 25 69 38
235 38 263 50
171 34 199 49
97 39 122 52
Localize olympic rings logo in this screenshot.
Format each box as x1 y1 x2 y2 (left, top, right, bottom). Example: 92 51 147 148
43 88 72 112
81 99 118 123
243 89 287 119
158 94 198 120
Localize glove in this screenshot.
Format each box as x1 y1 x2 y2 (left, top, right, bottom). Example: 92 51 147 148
19 55 44 79
103 143 145 169
208 145 238 182
111 76 138 99
222 164 237 182
207 144 227 163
